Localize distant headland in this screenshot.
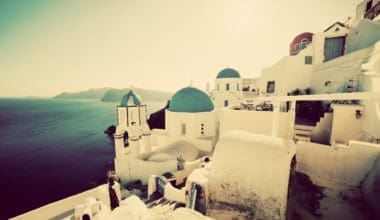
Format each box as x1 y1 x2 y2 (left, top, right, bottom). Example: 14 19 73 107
54 87 172 103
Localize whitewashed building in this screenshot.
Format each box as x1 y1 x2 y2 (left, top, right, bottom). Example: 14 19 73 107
114 91 151 159
113 87 217 183
211 68 260 108
211 68 242 108
165 87 216 140
259 6 380 97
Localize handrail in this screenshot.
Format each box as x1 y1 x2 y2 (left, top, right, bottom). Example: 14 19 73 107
189 183 198 209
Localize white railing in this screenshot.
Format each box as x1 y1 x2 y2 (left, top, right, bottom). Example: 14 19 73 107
228 91 380 140
246 91 380 102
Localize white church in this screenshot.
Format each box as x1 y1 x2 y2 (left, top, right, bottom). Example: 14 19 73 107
211 68 242 108
113 86 217 182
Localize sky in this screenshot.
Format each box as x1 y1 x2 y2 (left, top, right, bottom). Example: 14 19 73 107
0 0 360 97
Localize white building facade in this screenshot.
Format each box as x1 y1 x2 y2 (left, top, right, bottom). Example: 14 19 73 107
211 68 242 108
165 87 216 140
114 90 151 159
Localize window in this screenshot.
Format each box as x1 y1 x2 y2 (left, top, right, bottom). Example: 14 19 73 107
305 56 313 64
237 83 240 91
201 123 205 136
226 83 230 91
324 36 345 61
217 84 219 90
266 81 275 93
181 123 186 135
224 100 229 107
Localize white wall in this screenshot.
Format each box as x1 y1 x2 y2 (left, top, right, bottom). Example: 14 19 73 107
208 131 295 219
296 140 380 187
166 136 213 152
117 107 127 128
165 110 216 139
346 19 380 54
260 46 313 96
361 98 380 137
164 185 186 203
212 78 242 108
115 156 177 183
139 106 147 125
358 59 380 137
214 78 242 93
151 129 168 147
11 185 109 220
219 108 291 139
211 91 241 108
311 47 370 94
286 46 313 94
330 104 365 145
151 129 214 153
260 57 288 96
172 208 214 220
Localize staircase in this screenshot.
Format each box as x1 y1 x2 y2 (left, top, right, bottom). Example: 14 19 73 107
294 124 315 142
145 197 184 219
294 112 333 143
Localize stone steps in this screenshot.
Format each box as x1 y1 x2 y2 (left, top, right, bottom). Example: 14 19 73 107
294 134 312 142
144 194 183 219
147 199 178 219
294 124 315 142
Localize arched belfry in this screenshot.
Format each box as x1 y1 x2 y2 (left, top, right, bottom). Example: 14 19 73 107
114 90 151 158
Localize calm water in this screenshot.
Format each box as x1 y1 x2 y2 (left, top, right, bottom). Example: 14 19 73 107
0 98 164 219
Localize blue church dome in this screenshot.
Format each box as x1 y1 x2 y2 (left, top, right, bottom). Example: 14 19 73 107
216 68 241 79
120 90 142 106
169 87 214 113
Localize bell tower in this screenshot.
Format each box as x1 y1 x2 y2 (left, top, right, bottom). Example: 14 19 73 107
114 90 151 158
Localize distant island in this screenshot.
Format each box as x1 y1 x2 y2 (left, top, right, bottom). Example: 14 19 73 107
54 88 111 100
54 87 172 103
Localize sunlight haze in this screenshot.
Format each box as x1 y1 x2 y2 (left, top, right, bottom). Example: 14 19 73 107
0 0 359 97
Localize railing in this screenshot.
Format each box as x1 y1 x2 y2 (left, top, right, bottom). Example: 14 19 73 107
227 91 380 139
240 91 380 102
242 90 260 95
364 1 380 20
189 183 198 209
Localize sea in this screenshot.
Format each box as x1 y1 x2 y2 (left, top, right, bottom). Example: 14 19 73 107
0 98 165 219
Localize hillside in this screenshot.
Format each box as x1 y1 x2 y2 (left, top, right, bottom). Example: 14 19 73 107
54 87 172 103
100 88 172 103
54 88 110 99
